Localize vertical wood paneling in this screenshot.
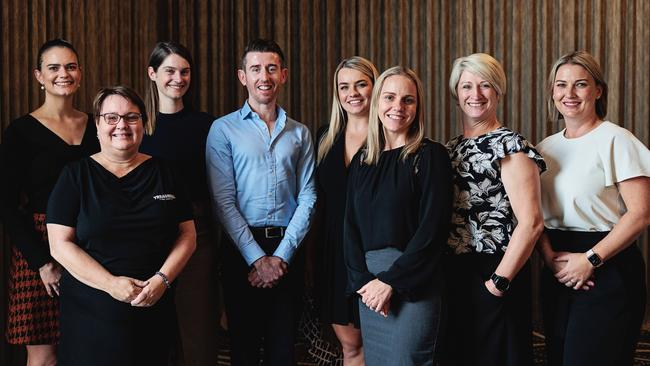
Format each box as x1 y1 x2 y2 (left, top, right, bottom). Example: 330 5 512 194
2 0 650 362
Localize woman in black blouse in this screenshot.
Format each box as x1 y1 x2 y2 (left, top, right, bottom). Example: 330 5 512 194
442 53 545 366
344 66 452 365
140 41 219 366
0 39 99 365
316 56 378 365
46 86 196 365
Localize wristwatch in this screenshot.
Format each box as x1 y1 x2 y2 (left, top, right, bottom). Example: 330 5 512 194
586 249 603 267
490 273 510 293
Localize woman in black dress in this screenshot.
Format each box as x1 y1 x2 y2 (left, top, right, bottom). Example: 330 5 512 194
46 86 196 366
316 56 378 365
443 53 545 366
1 39 98 365
344 66 452 365
140 41 219 366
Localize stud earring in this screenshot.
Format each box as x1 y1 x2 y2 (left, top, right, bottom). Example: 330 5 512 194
40 84 45 90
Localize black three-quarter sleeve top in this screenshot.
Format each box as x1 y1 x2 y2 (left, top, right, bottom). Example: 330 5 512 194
0 114 99 270
344 139 453 300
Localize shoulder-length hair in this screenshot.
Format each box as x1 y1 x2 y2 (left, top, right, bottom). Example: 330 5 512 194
365 66 425 165
317 56 378 164
546 50 608 123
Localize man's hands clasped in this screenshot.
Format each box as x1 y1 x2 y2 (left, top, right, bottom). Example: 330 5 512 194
249 255 288 288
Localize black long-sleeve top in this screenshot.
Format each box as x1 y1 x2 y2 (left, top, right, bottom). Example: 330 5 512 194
0 114 99 270
344 139 453 300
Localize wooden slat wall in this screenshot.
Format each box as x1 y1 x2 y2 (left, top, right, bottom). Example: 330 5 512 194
1 0 649 363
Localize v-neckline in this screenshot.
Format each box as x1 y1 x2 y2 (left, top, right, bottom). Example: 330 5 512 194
89 155 153 181
28 113 90 147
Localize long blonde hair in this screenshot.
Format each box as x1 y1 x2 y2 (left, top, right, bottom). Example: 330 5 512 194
364 66 425 165
317 56 378 163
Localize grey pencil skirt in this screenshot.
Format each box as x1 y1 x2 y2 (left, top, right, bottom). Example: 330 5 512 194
359 247 442 366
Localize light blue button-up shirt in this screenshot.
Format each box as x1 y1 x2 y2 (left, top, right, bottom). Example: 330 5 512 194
206 101 316 265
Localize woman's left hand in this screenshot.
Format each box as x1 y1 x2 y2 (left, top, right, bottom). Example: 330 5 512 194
130 274 167 307
357 279 392 317
554 252 595 290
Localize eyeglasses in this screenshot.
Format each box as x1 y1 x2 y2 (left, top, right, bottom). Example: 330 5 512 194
99 113 142 125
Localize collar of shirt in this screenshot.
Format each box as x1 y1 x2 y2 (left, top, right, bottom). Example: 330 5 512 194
239 100 287 143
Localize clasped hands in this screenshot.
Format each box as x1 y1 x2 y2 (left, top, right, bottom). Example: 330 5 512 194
358 279 392 318
107 274 167 307
545 251 596 291
248 255 288 288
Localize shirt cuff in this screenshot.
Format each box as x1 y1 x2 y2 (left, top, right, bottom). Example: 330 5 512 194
272 241 295 264
242 244 266 267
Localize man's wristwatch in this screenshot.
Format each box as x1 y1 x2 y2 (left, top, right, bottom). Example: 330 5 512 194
490 273 510 293
586 249 603 267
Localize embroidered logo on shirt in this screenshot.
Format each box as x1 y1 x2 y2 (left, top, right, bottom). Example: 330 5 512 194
153 194 176 201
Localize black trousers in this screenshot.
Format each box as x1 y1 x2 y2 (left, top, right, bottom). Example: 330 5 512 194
541 229 646 366
441 253 533 366
221 230 304 366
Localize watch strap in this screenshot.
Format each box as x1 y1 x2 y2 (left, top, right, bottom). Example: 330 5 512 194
586 249 603 268
490 273 510 292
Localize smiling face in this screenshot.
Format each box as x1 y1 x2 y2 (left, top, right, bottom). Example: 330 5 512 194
238 51 287 109
337 67 373 118
378 75 418 139
552 63 602 123
34 46 81 97
96 95 144 156
148 53 191 102
456 70 499 123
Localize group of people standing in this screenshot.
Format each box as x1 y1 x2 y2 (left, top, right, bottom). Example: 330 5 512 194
1 36 649 366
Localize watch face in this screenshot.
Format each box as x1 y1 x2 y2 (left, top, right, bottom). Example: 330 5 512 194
588 254 602 267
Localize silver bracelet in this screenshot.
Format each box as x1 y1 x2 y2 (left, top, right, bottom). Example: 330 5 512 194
155 271 171 289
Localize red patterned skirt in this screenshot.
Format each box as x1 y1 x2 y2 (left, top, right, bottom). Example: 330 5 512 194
6 213 59 345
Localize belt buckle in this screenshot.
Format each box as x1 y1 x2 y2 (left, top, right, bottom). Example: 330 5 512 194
264 227 283 238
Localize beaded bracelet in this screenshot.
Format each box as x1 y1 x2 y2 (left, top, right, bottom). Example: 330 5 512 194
155 271 171 289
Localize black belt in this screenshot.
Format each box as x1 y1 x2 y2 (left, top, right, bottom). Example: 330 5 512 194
250 226 286 239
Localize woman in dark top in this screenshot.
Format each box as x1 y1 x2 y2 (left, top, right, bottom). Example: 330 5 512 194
344 66 452 365
46 86 196 366
442 53 545 366
315 56 377 365
0 39 98 365
139 41 219 366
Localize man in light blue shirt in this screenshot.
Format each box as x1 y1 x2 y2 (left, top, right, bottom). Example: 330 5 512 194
206 39 316 366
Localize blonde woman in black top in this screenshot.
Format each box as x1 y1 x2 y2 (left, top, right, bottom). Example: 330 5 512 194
344 66 452 365
316 56 378 365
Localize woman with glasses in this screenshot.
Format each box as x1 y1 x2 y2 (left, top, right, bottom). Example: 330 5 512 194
1 39 99 365
140 41 219 365
46 86 196 366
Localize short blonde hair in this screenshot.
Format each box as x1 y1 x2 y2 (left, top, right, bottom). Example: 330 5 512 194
317 56 378 163
449 53 506 101
365 66 425 165
546 50 608 123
